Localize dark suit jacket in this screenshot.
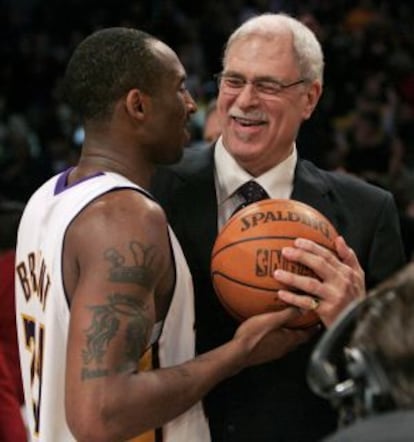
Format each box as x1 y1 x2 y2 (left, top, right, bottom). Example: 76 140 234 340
151 146 406 442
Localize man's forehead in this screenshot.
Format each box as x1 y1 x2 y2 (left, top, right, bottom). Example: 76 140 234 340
226 33 292 57
224 34 295 73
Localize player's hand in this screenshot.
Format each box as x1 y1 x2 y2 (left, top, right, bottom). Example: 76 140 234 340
273 236 365 327
233 308 316 367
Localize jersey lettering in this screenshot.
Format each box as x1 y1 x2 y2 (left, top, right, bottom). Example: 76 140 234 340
16 251 51 310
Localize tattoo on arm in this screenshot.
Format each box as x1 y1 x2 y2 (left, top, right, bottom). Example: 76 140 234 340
104 241 158 288
81 294 151 380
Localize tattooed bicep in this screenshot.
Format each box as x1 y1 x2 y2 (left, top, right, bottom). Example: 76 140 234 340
104 241 161 289
81 293 151 380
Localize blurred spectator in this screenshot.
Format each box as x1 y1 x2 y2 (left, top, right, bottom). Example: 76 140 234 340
341 109 398 187
0 342 26 442
203 98 221 144
43 128 80 175
0 114 50 202
0 199 26 441
343 0 381 33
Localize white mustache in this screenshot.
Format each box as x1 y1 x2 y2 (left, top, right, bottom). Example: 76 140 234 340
229 107 268 122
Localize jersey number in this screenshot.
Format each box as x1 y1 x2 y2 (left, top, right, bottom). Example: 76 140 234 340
22 316 45 436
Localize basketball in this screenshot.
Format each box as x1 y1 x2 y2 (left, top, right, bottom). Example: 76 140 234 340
211 199 338 328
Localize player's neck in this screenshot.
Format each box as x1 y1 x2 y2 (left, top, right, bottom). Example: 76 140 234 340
69 154 152 190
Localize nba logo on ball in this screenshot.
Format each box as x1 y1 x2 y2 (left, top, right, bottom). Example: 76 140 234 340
210 199 338 328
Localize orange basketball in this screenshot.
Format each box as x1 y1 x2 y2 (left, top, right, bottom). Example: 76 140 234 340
211 199 338 328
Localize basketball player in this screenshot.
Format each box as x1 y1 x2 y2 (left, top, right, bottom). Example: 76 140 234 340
151 13 406 441
14 27 312 442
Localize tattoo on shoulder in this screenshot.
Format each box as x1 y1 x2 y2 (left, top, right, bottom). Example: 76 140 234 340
104 241 159 288
81 293 151 381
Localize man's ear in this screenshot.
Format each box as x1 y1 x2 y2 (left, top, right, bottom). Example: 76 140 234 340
302 80 322 120
125 88 150 120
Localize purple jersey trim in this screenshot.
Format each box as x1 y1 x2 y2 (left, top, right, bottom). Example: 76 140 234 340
54 167 104 195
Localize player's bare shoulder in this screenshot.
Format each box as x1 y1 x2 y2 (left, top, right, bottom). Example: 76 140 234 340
63 187 172 302
73 188 168 242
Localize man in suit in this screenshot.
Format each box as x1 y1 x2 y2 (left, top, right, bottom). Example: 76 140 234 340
151 13 406 442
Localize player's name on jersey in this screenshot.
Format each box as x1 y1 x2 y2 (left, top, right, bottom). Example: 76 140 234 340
16 251 51 310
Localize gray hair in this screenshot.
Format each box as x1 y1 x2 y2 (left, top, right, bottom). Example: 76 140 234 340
223 13 324 85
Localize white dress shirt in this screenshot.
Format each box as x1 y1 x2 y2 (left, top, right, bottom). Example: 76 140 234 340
214 137 297 230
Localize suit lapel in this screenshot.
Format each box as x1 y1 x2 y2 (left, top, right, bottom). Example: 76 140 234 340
291 160 340 232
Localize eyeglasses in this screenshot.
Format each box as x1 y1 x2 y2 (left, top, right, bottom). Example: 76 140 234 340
215 73 306 99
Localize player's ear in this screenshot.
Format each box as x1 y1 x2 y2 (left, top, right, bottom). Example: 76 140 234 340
125 88 150 120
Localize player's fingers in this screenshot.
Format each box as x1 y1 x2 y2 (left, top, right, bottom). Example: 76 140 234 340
248 307 302 329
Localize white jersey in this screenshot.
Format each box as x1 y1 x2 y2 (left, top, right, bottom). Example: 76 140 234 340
15 170 210 442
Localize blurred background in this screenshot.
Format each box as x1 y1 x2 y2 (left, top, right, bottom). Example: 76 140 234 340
1 0 414 260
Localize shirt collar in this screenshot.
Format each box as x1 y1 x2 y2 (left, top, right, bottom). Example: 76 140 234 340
214 137 297 205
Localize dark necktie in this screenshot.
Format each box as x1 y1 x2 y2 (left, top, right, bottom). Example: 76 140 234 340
232 180 269 215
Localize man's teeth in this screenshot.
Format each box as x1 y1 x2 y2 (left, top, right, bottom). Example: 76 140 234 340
234 117 260 126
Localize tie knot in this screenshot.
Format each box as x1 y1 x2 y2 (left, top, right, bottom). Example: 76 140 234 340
231 181 270 216
238 180 269 204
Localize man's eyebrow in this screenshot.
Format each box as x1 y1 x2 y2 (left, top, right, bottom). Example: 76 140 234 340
223 72 283 82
